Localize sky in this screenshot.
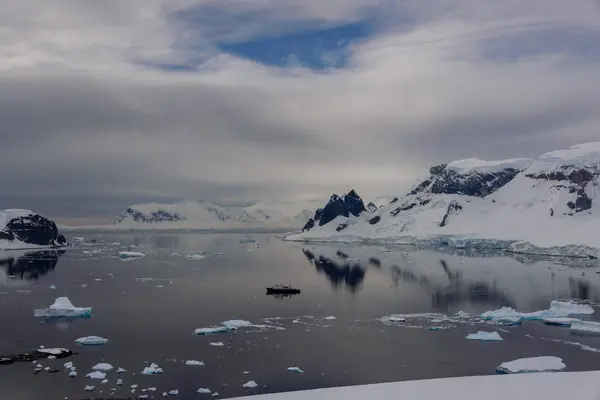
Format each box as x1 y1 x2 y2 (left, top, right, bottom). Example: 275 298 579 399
1 0 600 224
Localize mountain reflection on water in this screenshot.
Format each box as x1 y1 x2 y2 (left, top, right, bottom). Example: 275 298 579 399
302 248 366 292
0 250 65 280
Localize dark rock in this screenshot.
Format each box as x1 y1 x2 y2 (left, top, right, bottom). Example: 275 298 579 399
389 197 399 204
115 208 185 224
336 222 348 232
575 189 592 212
303 190 367 230
366 202 378 213
3 214 68 247
302 218 315 232
369 216 381 225
440 201 463 227
549 208 554 216
0 230 15 241
529 168 596 214
391 199 431 217
430 164 448 175
0 348 74 365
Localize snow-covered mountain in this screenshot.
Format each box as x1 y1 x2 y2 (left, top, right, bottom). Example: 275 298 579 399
287 142 600 258
112 199 325 230
0 209 69 250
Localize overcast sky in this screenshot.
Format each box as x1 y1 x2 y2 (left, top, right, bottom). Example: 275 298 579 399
2 0 600 224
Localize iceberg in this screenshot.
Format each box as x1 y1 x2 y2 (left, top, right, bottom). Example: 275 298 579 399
119 251 145 259
497 356 566 374
222 320 264 329
570 321 600 336
116 379 124 385
86 371 107 380
168 389 179 396
481 300 593 324
84 385 95 392
466 331 503 341
378 315 406 323
34 297 92 318
194 326 229 335
197 388 212 394
141 363 163 375
185 360 204 366
187 253 206 260
243 381 258 389
92 363 113 371
36 347 71 356
117 367 126 373
324 316 337 320
63 362 73 370
75 336 108 346
69 370 77 377
549 301 594 315
210 342 224 347
287 367 304 373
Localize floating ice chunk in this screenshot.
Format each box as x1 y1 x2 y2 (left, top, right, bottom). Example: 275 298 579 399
49 285 56 290
131 384 138 389
37 347 71 356
197 388 212 394
169 253 181 257
139 396 149 399
101 379 108 384
544 317 579 326
194 326 229 335
454 311 471 318
75 336 108 345
187 253 206 260
168 389 179 396
84 385 95 392
243 371 250 374
211 393 219 397
116 367 126 373
86 371 106 380
243 381 258 388
119 251 145 259
497 356 566 374
64 362 73 369
185 360 204 366
324 316 337 320
378 315 406 323
144 387 157 392
116 379 123 385
92 363 113 371
466 331 503 341
571 321 600 336
141 363 163 375
287 367 304 373
481 307 520 320
210 342 224 347
492 316 523 326
34 297 92 318
73 237 85 242
222 320 266 330
69 370 77 377
549 301 594 315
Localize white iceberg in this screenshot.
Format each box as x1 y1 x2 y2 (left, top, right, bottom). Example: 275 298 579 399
101 379 108 384
549 301 594 315
378 315 406 323
117 367 126 373
84 385 95 391
492 315 523 325
168 389 179 396
116 379 124 385
69 370 77 377
243 381 258 389
222 320 266 329
64 362 73 369
482 301 594 324
197 388 212 394
49 285 56 290
194 326 229 335
34 297 92 318
497 356 566 374
141 363 163 375
36 347 70 356
92 363 113 371
324 316 337 320
119 251 145 259
543 317 579 326
288 367 304 373
86 371 107 380
571 321 600 336
466 331 503 341
187 253 206 260
75 336 108 345
210 342 224 347
185 360 204 366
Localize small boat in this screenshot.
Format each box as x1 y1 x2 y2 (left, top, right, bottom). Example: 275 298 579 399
266 285 301 295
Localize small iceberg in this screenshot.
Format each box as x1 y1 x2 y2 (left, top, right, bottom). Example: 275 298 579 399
69 370 77 377
168 389 179 396
36 347 71 356
543 317 579 326
378 315 406 323
92 363 113 371
75 336 108 346
210 342 224 347
141 363 163 375
496 356 566 374
116 367 126 373
243 381 258 389
194 326 229 335
492 315 522 325
119 251 145 259
466 331 503 341
116 379 124 385
197 388 212 394
34 297 92 318
64 362 73 369
287 367 304 373
324 316 337 321
571 321 600 336
185 360 204 366
187 253 206 260
169 253 182 257
482 301 594 324
222 320 265 330
86 371 107 380
549 301 594 315
239 237 255 243
84 385 95 391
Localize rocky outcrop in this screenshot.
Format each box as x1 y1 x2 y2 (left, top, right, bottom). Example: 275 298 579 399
527 167 597 214
366 202 377 213
439 201 463 227
115 208 185 224
303 190 366 231
1 213 68 247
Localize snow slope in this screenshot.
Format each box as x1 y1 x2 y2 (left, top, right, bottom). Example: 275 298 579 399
229 371 600 400
287 143 600 258
107 199 325 230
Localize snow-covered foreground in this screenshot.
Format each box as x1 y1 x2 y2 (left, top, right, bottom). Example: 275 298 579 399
229 372 600 400
288 142 600 258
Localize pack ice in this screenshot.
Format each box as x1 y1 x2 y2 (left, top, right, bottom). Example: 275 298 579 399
34 297 92 318
497 357 566 374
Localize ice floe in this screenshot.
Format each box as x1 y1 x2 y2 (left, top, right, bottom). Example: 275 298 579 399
69 370 77 377
497 356 566 374
36 348 71 356
75 336 108 345
194 326 229 335
466 331 503 341
243 381 258 388
287 367 304 373
187 253 206 260
86 371 106 380
185 360 204 366
141 363 163 375
168 389 179 396
116 379 124 385
34 297 92 318
64 362 73 369
197 388 212 394
119 251 145 259
482 301 594 324
570 321 600 336
117 367 126 373
210 342 224 347
84 385 95 391
324 316 337 320
195 319 271 335
92 363 113 371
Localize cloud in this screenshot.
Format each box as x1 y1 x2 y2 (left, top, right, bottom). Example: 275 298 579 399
1 0 600 222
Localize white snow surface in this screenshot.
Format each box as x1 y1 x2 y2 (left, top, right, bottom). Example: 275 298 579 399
287 142 600 258
445 158 532 175
34 297 92 318
228 372 600 400
496 356 566 374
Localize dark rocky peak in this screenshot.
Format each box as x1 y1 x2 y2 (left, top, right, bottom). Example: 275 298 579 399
366 202 378 213
1 213 68 247
302 190 367 231
115 207 185 224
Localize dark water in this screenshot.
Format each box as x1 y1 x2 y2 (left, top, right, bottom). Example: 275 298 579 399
2 233 600 399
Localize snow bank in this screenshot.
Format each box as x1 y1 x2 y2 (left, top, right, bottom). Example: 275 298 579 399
227 371 600 400
496 357 566 374
34 297 92 318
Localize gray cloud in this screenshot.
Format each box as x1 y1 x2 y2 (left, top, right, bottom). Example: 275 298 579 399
1 0 600 224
